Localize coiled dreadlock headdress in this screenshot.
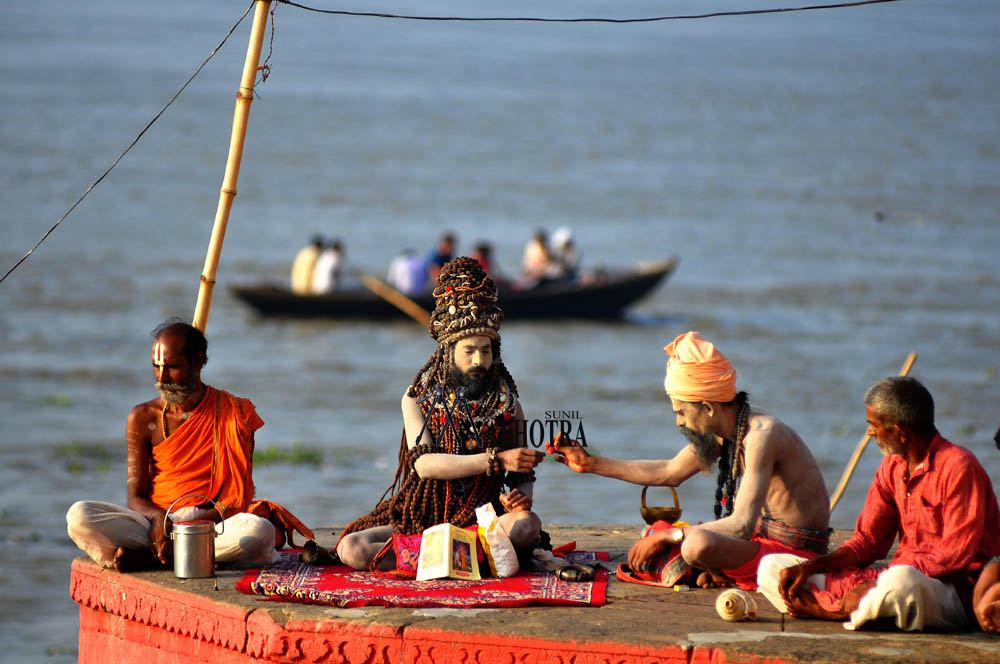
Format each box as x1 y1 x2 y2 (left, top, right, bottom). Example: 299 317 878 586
429 256 504 345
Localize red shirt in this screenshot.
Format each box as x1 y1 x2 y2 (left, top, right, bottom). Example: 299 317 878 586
843 434 1000 579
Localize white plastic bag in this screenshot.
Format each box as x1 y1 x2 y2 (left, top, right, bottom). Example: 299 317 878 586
475 503 520 578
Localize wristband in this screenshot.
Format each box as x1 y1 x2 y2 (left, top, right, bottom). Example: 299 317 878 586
486 447 499 475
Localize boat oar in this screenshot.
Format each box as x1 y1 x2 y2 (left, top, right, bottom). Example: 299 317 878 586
828 351 917 513
357 273 431 328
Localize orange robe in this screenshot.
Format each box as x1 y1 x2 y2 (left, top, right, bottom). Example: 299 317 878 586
149 385 263 515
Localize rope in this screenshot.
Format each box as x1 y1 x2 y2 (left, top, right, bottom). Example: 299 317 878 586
274 0 903 24
0 1 258 287
256 2 280 89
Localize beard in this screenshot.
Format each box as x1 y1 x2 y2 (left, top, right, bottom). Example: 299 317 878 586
156 380 196 405
450 364 493 401
875 437 905 456
679 425 722 473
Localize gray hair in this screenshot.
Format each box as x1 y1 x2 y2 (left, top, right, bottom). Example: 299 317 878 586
151 317 208 367
864 376 935 435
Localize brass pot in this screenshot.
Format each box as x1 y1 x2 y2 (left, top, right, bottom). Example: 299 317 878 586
640 485 682 525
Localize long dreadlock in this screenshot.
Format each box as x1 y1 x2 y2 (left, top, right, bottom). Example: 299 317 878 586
714 391 749 520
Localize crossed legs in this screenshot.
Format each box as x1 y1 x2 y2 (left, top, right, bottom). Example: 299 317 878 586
66 500 277 571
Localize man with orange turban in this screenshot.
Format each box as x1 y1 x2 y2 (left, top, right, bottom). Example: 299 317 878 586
552 331 830 590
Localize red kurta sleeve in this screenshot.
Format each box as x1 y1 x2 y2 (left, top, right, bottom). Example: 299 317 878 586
840 459 900 568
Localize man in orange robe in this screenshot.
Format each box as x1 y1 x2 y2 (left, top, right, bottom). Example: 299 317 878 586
66 320 279 571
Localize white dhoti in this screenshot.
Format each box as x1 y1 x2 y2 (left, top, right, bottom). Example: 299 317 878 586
757 553 968 631
844 565 967 631
66 500 278 569
756 553 827 615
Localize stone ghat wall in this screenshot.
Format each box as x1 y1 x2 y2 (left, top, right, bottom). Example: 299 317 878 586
71 558 771 664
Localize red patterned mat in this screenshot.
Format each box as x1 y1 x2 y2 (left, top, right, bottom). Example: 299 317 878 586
236 550 609 608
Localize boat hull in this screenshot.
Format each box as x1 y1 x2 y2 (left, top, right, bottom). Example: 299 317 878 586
230 258 677 320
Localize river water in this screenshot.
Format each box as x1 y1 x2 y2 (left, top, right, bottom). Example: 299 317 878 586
1 0 998 660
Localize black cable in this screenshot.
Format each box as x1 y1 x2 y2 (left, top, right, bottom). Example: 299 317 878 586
275 0 902 23
0 1 257 286
2 0 905 285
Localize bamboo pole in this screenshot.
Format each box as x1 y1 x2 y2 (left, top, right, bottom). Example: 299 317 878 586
828 351 918 513
192 0 273 332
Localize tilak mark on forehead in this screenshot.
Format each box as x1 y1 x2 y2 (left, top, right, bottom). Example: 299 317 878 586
153 341 166 365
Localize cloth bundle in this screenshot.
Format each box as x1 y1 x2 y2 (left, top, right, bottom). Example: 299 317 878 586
476 503 519 578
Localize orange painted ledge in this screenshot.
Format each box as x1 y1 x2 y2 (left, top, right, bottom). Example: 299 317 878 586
70 558 786 664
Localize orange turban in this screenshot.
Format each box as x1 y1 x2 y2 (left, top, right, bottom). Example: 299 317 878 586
663 331 737 403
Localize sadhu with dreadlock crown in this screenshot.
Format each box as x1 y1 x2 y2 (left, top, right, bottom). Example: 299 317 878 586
337 257 545 572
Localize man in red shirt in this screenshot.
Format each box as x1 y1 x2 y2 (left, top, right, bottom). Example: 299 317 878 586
757 377 1000 631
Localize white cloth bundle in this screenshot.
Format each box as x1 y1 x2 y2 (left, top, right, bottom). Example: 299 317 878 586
476 503 519 578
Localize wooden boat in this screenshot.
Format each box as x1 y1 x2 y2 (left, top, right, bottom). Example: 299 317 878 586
230 257 677 320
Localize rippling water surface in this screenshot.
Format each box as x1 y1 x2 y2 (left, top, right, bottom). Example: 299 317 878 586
2 1 999 661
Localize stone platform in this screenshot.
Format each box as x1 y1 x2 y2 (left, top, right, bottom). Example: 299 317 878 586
70 525 1000 663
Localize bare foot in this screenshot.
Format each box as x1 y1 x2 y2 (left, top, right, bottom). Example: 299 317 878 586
696 570 733 589
112 546 164 573
785 589 850 621
840 580 876 615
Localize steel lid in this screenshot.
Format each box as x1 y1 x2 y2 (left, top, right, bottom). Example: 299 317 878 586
171 520 216 535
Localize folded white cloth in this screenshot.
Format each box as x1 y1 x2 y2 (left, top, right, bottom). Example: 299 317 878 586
845 565 967 631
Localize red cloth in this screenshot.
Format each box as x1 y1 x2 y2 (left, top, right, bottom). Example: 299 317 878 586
622 520 692 587
722 535 824 591
237 550 609 608
246 499 315 549
620 520 826 590
815 435 1000 611
371 526 486 579
150 385 264 514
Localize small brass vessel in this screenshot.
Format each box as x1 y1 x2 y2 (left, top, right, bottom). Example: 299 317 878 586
640 485 682 525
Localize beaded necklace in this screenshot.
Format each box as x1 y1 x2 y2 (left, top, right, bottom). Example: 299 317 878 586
159 405 192 439
425 379 514 453
714 398 750 519
731 399 750 480
389 375 518 533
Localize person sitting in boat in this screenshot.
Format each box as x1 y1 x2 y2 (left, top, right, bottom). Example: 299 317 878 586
471 241 503 281
311 238 347 294
549 226 580 281
551 331 831 590
387 248 428 295
66 319 311 572
520 228 552 284
757 377 1000 631
426 231 456 284
336 257 545 573
290 234 322 294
